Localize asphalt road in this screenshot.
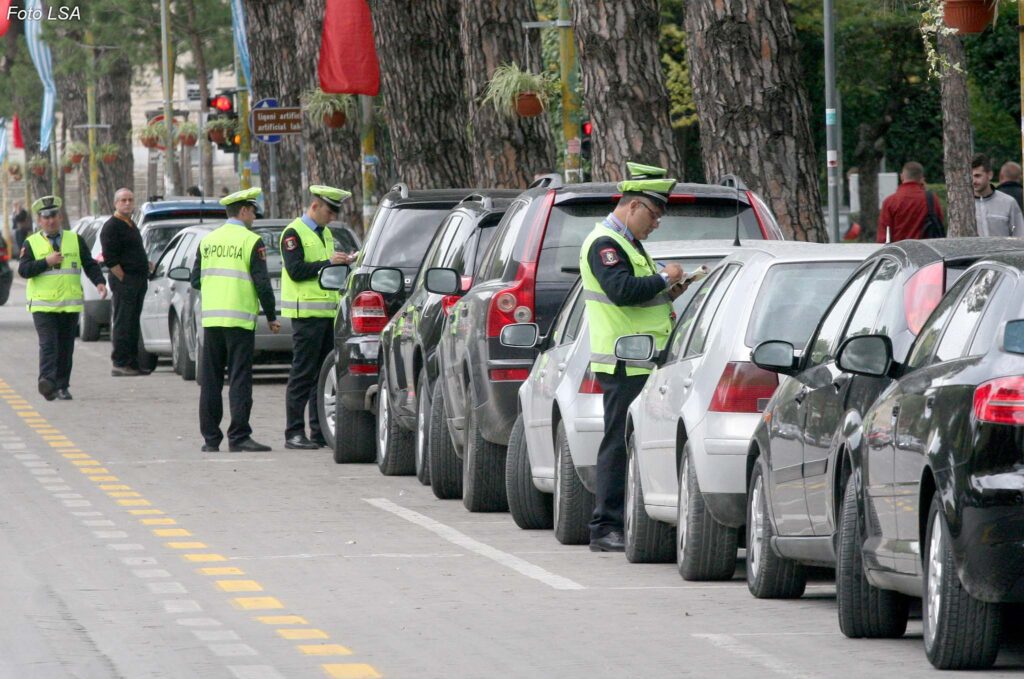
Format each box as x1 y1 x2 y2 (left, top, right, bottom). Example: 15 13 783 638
0 277 1022 679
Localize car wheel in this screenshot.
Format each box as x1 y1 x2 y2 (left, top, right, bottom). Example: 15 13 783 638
676 443 738 580
922 493 1001 669
376 361 415 476
505 413 553 530
553 420 594 545
746 458 806 599
462 405 508 512
428 378 462 499
836 480 909 638
80 309 100 342
415 367 432 486
625 434 676 563
320 352 374 464
137 336 158 372
175 317 196 381
0 271 11 306
171 317 183 376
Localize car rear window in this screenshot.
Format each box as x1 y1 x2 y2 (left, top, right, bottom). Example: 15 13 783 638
144 226 192 261
364 207 450 268
745 261 858 348
537 200 761 283
252 226 286 255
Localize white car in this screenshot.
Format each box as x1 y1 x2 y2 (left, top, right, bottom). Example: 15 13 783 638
620 242 878 577
504 240 736 543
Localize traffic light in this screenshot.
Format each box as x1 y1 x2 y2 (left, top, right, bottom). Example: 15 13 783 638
207 94 234 115
580 119 593 181
206 91 239 153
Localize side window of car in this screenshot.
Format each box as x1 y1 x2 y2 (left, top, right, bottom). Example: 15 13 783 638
843 258 901 340
807 263 874 367
934 269 1002 363
685 264 741 358
906 273 976 370
415 215 461 288
968 271 1016 356
153 234 182 278
663 270 721 363
175 234 196 269
481 201 527 282
560 288 587 346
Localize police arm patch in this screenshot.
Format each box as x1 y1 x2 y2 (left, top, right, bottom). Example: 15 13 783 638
599 247 620 267
256 245 267 261
284 236 298 251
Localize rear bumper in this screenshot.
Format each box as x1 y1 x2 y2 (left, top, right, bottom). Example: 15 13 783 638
954 470 1024 602
474 378 523 446
338 334 380 413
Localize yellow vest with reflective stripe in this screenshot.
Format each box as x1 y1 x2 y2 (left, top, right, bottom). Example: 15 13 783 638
25 230 84 314
279 218 339 318
198 223 261 330
579 223 672 376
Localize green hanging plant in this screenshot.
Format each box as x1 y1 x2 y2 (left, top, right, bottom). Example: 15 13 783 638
27 155 49 176
301 88 355 129
98 143 120 164
66 141 88 164
482 63 558 120
178 121 199 146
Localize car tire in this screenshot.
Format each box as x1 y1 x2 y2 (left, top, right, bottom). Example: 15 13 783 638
414 367 432 486
922 493 1001 669
318 353 374 464
676 443 738 580
625 434 676 563
553 420 594 545
837 480 909 638
428 378 462 499
746 458 807 599
0 272 11 306
505 413 553 530
80 310 100 341
138 336 158 372
174 317 196 381
462 405 508 512
376 361 415 476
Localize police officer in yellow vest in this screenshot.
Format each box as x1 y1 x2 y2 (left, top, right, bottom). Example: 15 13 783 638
18 196 107 401
280 185 356 450
190 188 280 452
580 163 686 552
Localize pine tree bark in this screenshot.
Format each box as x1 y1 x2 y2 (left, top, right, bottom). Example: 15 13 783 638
96 53 135 215
937 32 976 238
459 0 555 188
183 0 214 197
684 0 824 242
369 0 473 189
571 0 679 182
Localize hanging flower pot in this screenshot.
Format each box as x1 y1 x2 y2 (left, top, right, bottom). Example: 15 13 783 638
208 128 226 144
62 163 74 174
7 161 21 177
102 154 117 164
178 121 199 146
301 88 354 130
944 0 997 34
98 143 120 164
515 92 544 118
322 111 347 128
27 156 48 177
483 64 556 121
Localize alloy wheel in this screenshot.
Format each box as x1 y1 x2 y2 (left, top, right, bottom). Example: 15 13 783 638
749 474 765 577
677 456 689 560
322 365 337 441
377 374 390 463
625 447 637 540
925 511 944 648
416 381 429 474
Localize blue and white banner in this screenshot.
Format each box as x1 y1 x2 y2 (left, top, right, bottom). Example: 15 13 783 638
0 118 7 166
24 0 56 152
230 0 252 92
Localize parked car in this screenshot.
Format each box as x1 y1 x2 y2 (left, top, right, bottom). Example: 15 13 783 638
830 254 1024 669
618 243 875 574
134 196 228 263
745 237 1024 601
0 233 12 306
504 241 735 538
316 183 475 464
72 216 112 340
376 191 519 480
428 177 786 512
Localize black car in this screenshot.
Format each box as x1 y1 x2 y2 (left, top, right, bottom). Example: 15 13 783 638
0 233 12 306
429 176 785 512
746 238 1024 601
832 253 1024 669
316 183 474 464
375 191 518 480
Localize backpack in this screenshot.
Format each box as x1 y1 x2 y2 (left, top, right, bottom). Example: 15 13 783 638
922 191 945 239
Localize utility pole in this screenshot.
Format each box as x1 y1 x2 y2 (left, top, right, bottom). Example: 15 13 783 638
236 57 251 191
85 30 99 215
823 0 841 243
1019 0 1024 168
557 0 581 183
360 96 377 236
160 0 180 195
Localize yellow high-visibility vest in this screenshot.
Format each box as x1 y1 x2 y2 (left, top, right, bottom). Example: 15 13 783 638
25 230 84 314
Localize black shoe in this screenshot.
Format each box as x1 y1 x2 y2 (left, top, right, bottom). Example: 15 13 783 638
38 378 57 401
285 434 319 450
229 438 272 452
134 368 153 376
589 530 626 552
201 444 220 452
55 389 72 400
111 366 141 377
310 435 328 448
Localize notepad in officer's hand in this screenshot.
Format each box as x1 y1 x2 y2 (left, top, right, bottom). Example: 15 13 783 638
683 265 710 283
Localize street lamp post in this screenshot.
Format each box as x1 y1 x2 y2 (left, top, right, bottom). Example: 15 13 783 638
824 0 841 243
160 0 179 195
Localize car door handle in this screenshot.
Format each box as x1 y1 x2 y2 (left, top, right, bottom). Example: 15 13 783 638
891 404 901 419
557 362 567 372
658 385 669 395
925 396 935 409
539 370 546 378
832 377 848 393
794 386 809 404
682 378 693 388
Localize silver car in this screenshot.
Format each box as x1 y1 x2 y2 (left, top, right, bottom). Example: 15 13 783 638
72 216 111 341
505 240 736 543
621 242 878 577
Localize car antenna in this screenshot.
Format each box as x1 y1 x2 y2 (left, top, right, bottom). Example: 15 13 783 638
720 174 742 247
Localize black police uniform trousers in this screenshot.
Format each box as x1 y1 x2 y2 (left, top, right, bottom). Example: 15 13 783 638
589 361 649 541
285 317 334 439
199 326 255 447
33 311 77 390
110 273 147 369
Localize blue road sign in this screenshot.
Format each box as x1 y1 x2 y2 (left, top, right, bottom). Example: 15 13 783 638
251 98 282 144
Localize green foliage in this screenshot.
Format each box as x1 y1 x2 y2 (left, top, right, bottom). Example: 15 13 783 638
66 141 88 158
301 88 355 126
98 143 120 159
482 63 558 120
27 156 49 172
660 23 697 130
203 117 237 133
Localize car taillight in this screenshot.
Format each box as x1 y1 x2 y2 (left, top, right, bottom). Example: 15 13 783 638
442 276 473 316
579 368 603 394
904 261 944 335
974 376 1024 425
490 368 530 382
709 362 779 413
349 363 379 375
746 191 770 239
351 291 389 334
486 261 537 337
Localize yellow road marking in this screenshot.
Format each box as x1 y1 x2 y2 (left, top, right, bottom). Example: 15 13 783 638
43 434 68 440
107 491 142 498
72 460 100 466
182 553 226 562
90 476 119 482
128 509 162 515
101 485 132 491
62 449 84 453
48 441 74 448
297 645 352 656
18 413 42 419
117 499 150 506
153 528 191 537
140 518 176 525
81 468 111 475
322 664 381 679
232 597 283 610
277 628 328 641
216 580 263 592
23 420 46 425
197 567 245 576
256 615 307 625
63 453 90 459
166 541 207 549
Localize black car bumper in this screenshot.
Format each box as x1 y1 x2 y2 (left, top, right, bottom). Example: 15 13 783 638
338 335 380 413
475 376 525 447
955 469 1024 602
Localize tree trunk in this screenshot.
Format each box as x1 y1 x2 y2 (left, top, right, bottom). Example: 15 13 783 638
369 0 473 189
56 69 86 220
853 124 886 243
571 0 679 182
184 0 214 197
684 0 825 242
937 32 976 238
459 0 555 188
96 53 135 215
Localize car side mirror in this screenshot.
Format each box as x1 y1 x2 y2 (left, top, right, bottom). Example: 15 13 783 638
1002 319 1024 354
615 334 655 363
835 334 893 378
425 267 461 296
751 340 798 375
168 266 191 282
499 323 539 349
369 267 404 295
319 263 351 291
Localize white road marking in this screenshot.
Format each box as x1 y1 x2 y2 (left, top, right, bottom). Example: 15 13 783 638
39 477 67 484
62 500 92 507
228 666 286 679
93 531 129 539
107 543 144 551
3 443 28 450
162 600 202 613
366 497 585 591
45 485 72 492
694 633 821 679
229 552 464 561
56 493 84 499
177 618 222 627
209 644 258 657
123 556 158 566
133 569 172 579
148 582 188 594
13 453 40 459
82 520 116 527
71 510 103 517
195 630 241 642
22 461 49 467
30 469 57 475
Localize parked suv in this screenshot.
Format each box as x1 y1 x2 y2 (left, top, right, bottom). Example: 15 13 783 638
429 177 785 512
317 183 474 464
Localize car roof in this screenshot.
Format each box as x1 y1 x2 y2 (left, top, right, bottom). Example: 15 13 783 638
451 191 522 217
552 181 754 204
379 184 480 208
139 198 226 214
645 239 746 259
966 250 1024 269
143 218 212 230
874 237 1024 267
715 241 879 264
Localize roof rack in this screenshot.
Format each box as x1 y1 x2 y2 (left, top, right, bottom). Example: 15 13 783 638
718 174 749 191
460 193 493 210
148 195 164 202
389 182 410 199
528 173 564 190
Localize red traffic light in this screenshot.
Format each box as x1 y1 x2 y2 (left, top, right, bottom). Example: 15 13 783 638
210 95 232 112
582 121 593 136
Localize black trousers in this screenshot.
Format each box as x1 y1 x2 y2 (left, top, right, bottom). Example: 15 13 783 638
33 312 77 390
590 362 649 540
285 317 334 438
110 274 147 368
199 326 255 447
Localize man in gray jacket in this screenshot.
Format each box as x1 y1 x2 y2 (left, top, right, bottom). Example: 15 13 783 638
973 155 1024 237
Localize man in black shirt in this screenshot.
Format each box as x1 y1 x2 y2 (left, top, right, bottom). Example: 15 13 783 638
100 188 151 376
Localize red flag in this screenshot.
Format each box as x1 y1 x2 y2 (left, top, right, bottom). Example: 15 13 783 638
0 0 12 38
318 0 380 96
12 115 23 149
